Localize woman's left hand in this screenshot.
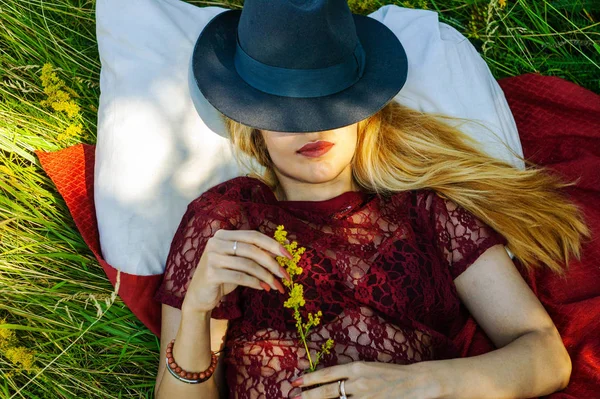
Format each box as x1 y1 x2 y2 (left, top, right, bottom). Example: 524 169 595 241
290 361 449 399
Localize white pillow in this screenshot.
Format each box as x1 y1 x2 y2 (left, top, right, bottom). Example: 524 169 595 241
95 0 523 276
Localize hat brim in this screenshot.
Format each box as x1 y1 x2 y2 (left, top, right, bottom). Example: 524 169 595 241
191 9 408 133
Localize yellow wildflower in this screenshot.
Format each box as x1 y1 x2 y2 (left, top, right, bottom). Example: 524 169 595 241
0 319 36 372
347 0 373 14
284 283 305 309
39 63 84 141
275 225 304 278
307 310 323 327
273 225 334 372
40 63 81 118
4 346 35 370
313 338 335 367
0 319 17 350
321 339 334 355
498 0 506 8
57 123 83 141
274 225 287 243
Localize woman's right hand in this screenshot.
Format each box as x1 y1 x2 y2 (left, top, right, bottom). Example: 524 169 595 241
181 229 293 314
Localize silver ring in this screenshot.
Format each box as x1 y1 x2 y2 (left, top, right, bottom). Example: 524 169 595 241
232 240 238 256
338 379 347 399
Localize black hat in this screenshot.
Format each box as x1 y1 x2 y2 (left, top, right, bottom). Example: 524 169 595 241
191 0 408 133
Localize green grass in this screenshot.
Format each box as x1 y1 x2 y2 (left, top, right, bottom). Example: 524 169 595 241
0 0 598 397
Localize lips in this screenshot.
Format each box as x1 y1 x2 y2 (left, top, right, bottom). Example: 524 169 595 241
297 141 334 153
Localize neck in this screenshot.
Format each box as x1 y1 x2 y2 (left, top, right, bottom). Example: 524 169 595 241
272 164 359 201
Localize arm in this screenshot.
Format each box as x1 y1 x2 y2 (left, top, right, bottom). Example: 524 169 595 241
154 304 229 399
415 244 572 398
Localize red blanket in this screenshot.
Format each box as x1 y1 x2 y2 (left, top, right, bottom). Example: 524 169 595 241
34 73 600 398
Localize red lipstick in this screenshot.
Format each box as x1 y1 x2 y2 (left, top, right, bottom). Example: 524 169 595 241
297 141 334 158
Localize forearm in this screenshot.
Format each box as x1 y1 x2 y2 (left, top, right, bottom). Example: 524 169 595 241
413 328 572 399
156 310 220 399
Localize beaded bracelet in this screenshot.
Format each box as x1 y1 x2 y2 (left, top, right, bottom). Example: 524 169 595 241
166 339 218 384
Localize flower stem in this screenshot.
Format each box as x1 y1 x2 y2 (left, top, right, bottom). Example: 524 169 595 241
296 311 314 369
301 331 314 370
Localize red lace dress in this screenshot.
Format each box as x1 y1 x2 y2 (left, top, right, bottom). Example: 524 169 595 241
153 176 508 398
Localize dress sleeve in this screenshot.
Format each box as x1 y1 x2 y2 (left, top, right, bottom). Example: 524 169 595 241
152 200 242 321
426 190 509 280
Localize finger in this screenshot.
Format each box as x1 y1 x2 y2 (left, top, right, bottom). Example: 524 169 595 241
294 379 346 399
215 229 293 260
212 252 285 293
215 268 265 292
292 363 353 389
214 237 291 283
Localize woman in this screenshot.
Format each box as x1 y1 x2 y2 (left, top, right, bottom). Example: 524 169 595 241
153 1 590 398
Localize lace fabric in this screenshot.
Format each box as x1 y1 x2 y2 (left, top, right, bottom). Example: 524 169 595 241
153 176 508 398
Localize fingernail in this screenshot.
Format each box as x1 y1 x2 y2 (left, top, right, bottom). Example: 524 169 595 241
291 377 303 387
273 267 284 279
291 395 301 399
274 279 286 294
259 281 271 292
280 266 291 281
280 246 293 260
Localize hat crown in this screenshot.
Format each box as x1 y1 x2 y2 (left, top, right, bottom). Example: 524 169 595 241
237 0 358 69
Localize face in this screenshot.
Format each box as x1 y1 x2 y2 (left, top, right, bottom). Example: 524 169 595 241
259 122 358 185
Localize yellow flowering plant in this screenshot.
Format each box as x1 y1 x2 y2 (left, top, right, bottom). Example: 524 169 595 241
0 318 36 375
273 225 334 372
39 63 84 142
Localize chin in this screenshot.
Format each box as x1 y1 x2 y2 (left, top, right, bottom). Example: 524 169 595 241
275 159 348 184
296 169 344 184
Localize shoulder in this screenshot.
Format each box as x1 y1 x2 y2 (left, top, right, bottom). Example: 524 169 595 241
384 188 441 211
383 189 455 229
413 188 443 207
403 188 453 214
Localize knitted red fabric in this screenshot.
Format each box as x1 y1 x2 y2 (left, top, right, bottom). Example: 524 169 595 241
153 176 508 398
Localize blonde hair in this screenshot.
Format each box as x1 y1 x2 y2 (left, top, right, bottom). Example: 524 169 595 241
220 99 592 277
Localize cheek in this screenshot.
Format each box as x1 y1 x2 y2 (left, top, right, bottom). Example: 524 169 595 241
333 135 357 164
342 137 358 159
265 139 294 163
